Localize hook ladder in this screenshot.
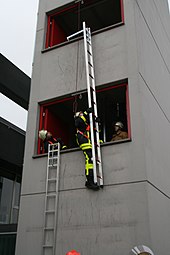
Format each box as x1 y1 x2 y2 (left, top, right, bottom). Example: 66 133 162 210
42 143 60 255
67 21 103 187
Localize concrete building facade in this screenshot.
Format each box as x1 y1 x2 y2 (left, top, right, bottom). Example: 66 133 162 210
15 1 170 255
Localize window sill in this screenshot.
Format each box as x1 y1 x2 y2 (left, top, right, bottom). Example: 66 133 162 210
32 138 131 159
41 21 124 53
101 138 131 147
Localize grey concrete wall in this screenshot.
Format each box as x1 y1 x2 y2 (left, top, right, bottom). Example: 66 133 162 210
15 0 170 255
147 184 170 255
16 182 151 255
134 0 170 254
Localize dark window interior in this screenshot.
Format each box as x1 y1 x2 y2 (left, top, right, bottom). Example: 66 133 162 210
45 0 123 48
38 83 129 154
0 234 16 255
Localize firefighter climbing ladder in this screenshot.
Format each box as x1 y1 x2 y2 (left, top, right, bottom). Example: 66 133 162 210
67 21 103 187
42 143 60 255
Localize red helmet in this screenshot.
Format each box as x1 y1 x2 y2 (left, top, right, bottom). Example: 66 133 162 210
66 250 80 255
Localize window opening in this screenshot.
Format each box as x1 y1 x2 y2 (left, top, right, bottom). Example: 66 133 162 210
45 0 124 48
0 175 21 224
38 82 130 154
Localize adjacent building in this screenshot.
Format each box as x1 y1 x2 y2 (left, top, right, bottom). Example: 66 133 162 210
0 53 30 254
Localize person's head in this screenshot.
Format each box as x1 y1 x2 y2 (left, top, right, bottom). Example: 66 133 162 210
46 131 52 140
114 121 124 132
39 129 47 141
39 130 52 141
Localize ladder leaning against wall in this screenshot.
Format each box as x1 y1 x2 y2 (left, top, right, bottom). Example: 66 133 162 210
42 142 60 255
67 21 104 187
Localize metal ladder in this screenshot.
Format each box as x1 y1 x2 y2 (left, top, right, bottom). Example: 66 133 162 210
42 142 60 255
67 22 103 187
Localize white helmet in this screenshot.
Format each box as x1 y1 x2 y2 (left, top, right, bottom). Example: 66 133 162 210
115 121 124 129
39 129 47 140
74 111 83 118
131 245 154 255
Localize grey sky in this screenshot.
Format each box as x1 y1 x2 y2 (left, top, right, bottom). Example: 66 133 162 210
0 0 170 130
0 0 39 130
0 0 39 76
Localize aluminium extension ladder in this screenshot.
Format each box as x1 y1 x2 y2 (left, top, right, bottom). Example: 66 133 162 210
42 143 60 255
67 21 103 187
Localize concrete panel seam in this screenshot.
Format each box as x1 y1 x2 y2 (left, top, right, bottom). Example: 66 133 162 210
139 72 170 124
59 180 148 192
148 180 170 199
21 180 170 197
21 191 46 197
152 0 170 43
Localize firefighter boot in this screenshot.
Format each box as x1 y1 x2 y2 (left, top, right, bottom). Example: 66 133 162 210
86 170 99 190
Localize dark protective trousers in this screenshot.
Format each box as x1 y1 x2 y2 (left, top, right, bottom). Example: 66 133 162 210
76 132 93 176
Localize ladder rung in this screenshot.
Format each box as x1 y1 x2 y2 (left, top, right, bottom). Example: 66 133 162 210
89 74 94 79
48 164 58 167
87 50 92 56
97 175 103 179
49 155 58 158
48 178 57 182
48 147 58 153
43 245 53 248
48 152 58 155
45 210 55 214
88 61 93 67
47 193 56 197
44 227 54 231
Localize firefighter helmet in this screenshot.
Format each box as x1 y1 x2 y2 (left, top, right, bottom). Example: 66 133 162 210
115 121 124 129
131 245 154 255
74 111 83 118
75 112 81 118
66 250 81 255
39 129 47 140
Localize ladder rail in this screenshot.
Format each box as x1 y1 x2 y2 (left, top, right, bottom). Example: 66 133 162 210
85 26 103 186
83 22 103 186
53 142 60 255
83 22 97 184
67 21 104 187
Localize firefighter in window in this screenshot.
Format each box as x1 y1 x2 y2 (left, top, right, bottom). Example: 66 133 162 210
111 121 128 141
74 108 99 191
39 130 67 153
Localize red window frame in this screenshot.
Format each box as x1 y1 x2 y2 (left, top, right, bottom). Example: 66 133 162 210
45 0 125 48
97 83 131 140
38 97 74 154
37 82 130 154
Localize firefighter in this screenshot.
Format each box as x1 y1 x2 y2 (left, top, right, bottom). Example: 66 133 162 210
111 121 128 141
39 130 67 153
74 109 99 191
66 250 81 255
